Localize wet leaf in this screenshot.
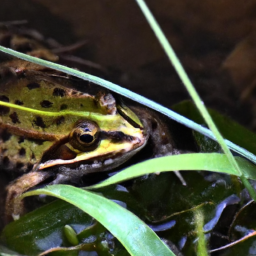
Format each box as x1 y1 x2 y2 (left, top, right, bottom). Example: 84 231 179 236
20 185 175 256
1 200 94 255
1 185 147 255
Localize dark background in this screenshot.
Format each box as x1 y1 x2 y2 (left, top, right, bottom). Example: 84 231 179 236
0 0 254 122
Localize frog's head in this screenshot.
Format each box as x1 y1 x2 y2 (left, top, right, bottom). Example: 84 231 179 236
38 92 148 173
0 72 148 174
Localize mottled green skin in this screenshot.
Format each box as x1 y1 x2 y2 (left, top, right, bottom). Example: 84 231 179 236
0 69 145 174
0 73 112 135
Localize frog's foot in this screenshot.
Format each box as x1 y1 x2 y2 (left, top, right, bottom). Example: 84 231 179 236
5 171 52 222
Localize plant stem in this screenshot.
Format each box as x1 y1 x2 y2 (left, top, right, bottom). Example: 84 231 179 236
195 210 209 256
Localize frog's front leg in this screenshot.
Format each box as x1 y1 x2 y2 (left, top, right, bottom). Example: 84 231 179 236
148 115 187 185
133 107 187 185
5 171 52 222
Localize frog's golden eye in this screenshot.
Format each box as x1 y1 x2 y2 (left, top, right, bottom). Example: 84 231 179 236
70 120 100 151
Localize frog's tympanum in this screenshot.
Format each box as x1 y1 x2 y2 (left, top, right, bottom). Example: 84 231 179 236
0 25 182 220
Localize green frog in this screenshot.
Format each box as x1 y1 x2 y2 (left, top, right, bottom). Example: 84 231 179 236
0 25 183 220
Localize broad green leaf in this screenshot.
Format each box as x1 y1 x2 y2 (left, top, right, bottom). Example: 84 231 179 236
21 185 175 256
1 200 94 255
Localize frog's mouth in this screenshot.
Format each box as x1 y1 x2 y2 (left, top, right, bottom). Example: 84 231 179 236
38 131 147 172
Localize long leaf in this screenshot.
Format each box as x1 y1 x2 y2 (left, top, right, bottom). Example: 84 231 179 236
22 185 175 256
88 153 256 190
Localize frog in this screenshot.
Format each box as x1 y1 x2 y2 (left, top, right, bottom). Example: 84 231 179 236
0 24 185 221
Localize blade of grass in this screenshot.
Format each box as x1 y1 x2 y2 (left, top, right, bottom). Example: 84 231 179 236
87 153 256 190
134 0 256 201
0 47 255 165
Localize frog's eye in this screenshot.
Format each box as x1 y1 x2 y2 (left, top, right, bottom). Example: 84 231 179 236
70 120 100 151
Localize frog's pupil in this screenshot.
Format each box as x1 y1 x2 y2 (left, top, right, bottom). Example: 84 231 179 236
80 134 94 143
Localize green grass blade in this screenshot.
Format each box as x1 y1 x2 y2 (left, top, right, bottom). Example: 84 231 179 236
134 0 241 177
22 185 175 256
88 153 256 190
134 0 256 200
0 46 256 165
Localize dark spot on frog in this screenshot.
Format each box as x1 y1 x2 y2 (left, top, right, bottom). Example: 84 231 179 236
0 95 10 115
3 156 9 167
16 162 24 169
60 104 68 110
26 163 33 171
19 148 26 156
80 104 83 107
40 100 53 108
34 116 46 128
55 116 65 126
18 136 24 143
0 95 9 103
71 90 77 95
53 88 66 97
27 82 40 90
31 153 35 159
14 100 24 105
1 129 11 141
9 112 20 124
